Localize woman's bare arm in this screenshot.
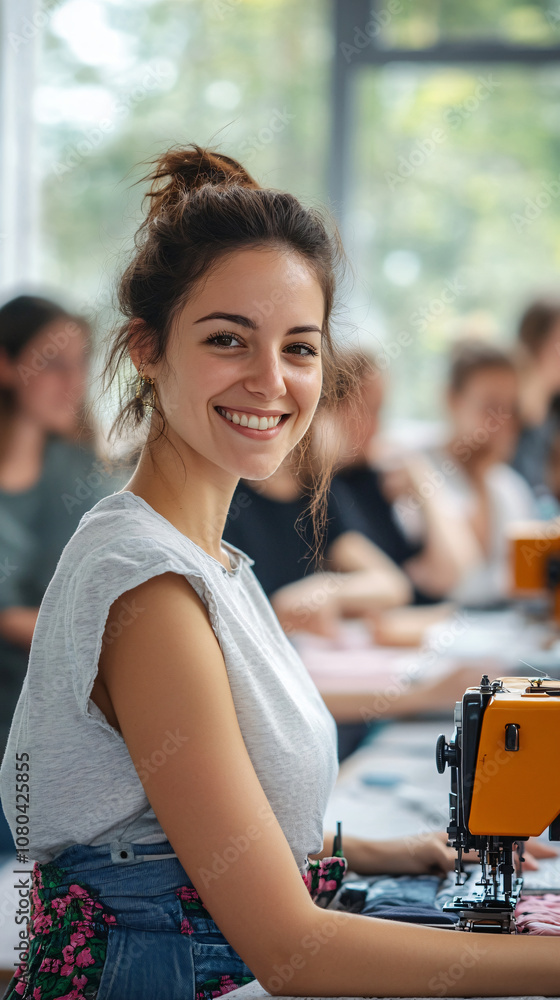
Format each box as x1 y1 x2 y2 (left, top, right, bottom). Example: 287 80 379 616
270 533 412 637
0 606 39 648
95 571 560 998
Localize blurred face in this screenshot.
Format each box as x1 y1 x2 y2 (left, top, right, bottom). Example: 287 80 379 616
448 366 520 463
143 247 325 482
0 319 89 435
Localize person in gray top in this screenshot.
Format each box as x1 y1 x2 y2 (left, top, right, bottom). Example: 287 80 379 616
0 146 558 999
0 295 128 853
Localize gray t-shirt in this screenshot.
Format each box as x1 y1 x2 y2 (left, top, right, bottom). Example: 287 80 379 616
0 434 130 756
0 490 339 873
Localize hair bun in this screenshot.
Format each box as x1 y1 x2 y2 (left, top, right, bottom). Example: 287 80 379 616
142 143 259 223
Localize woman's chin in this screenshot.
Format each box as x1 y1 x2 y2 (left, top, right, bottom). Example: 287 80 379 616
232 457 285 482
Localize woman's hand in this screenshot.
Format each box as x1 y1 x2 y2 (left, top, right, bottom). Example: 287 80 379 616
514 837 558 871
342 831 456 877
343 831 558 878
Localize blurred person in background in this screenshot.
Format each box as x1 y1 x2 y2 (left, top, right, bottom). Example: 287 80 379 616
0 294 128 851
511 295 560 515
224 348 478 635
397 339 535 608
329 348 480 609
223 349 483 760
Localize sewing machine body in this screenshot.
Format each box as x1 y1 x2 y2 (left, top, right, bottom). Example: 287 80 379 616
436 675 560 932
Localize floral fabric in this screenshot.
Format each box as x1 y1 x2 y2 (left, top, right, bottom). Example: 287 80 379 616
3 851 347 999
5 860 117 999
301 855 348 908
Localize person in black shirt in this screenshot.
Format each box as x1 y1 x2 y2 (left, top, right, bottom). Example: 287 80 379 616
224 455 412 640
328 349 479 605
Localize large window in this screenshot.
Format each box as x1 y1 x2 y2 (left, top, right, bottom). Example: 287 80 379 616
332 0 560 422
3 0 560 427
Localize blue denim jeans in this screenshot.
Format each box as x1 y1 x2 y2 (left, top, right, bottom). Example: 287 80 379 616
3 838 255 1000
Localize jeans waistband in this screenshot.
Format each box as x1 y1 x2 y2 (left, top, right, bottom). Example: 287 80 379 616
50 838 179 869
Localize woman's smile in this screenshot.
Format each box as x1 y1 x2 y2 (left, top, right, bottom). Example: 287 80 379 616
214 404 291 439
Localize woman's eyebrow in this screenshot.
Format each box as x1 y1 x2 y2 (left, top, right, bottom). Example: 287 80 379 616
194 312 257 329
194 311 323 336
289 325 322 335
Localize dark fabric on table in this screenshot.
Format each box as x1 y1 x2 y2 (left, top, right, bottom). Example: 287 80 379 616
332 873 459 925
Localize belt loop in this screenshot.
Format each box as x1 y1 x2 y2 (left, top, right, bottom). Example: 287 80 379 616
110 841 137 865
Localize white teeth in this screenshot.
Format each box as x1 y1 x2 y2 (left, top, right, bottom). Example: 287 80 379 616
216 406 284 430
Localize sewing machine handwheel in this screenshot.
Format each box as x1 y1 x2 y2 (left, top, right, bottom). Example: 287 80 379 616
436 734 449 773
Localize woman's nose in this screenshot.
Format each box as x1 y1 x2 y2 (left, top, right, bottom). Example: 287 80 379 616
242 351 287 399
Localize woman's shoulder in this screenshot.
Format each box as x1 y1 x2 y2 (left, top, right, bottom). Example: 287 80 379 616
65 491 254 585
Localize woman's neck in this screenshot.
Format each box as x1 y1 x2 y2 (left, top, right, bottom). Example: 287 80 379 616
120 435 240 569
247 463 301 502
0 412 46 491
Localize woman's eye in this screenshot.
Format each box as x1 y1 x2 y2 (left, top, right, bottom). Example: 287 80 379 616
206 332 243 348
284 343 319 357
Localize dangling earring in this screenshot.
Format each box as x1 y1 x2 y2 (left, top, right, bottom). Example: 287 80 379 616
135 361 158 410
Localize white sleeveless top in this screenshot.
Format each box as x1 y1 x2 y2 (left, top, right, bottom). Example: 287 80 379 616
0 491 339 871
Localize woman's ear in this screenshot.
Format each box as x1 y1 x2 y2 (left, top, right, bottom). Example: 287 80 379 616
127 318 153 374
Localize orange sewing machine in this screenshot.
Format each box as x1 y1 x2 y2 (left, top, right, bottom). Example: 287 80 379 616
436 674 560 932
508 519 560 622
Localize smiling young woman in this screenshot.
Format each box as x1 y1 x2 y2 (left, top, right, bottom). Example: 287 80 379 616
0 144 559 1000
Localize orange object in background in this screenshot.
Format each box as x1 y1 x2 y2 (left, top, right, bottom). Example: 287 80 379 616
508 520 560 621
469 676 560 836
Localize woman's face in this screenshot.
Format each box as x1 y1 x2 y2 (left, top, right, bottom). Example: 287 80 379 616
1 319 89 435
447 366 520 462
142 247 325 483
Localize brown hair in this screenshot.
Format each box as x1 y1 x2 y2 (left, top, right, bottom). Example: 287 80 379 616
0 293 95 467
448 338 515 395
517 296 560 356
99 143 358 558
